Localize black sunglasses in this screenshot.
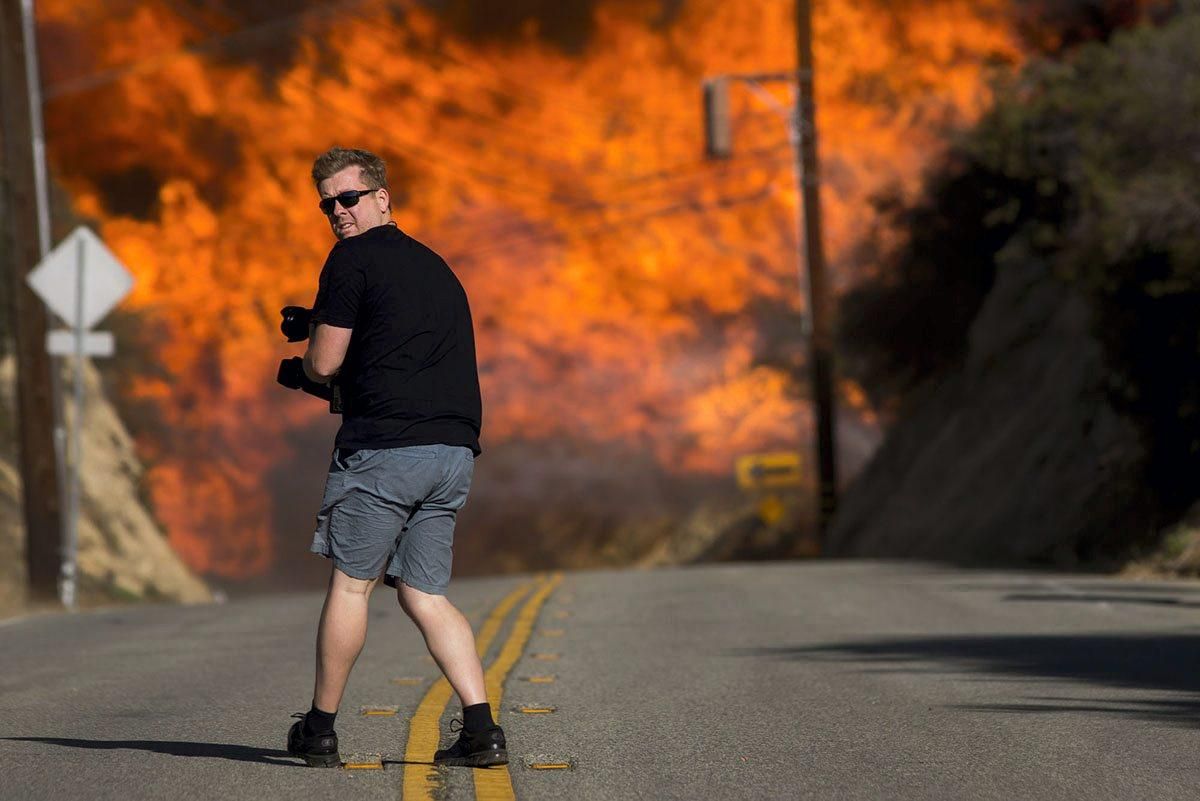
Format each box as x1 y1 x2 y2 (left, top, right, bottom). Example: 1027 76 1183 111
319 188 377 214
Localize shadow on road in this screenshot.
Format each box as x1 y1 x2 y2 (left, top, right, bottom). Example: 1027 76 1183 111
3 737 299 766
947 580 1200 598
1001 592 1200 608
741 633 1200 727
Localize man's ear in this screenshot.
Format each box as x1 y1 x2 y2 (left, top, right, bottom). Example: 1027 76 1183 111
376 188 391 213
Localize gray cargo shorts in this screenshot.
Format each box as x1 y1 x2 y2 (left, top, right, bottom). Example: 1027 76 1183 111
310 444 475 594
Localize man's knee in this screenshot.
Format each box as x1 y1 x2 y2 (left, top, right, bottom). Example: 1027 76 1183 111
330 566 377 597
397 581 448 619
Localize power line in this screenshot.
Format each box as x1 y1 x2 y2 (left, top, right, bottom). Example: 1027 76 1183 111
439 175 788 263
280 66 794 214
427 147 796 249
261 49 806 245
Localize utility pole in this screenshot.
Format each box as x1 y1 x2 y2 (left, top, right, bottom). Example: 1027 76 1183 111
701 0 839 542
0 0 64 603
794 0 838 536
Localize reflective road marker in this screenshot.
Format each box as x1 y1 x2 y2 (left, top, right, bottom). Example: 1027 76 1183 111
359 706 398 716
524 754 575 770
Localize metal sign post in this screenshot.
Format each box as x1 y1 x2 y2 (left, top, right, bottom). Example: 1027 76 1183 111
64 235 84 609
27 226 134 609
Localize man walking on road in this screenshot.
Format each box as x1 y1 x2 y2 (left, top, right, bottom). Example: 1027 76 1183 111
277 146 503 768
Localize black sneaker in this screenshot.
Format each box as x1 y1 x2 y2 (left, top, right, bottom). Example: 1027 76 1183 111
433 719 508 767
287 712 341 768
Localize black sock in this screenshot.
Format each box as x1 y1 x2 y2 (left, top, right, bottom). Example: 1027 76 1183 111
462 702 494 732
304 703 337 737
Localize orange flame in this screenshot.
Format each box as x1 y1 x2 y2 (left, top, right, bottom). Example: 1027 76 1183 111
38 0 1027 576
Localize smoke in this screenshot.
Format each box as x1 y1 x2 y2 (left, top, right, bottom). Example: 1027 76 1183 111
1010 0 1177 51
416 0 686 51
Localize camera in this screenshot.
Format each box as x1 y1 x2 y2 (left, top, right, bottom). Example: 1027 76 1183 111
276 356 342 414
280 305 312 342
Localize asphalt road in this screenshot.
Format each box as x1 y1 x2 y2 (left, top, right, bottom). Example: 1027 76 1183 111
3 561 1199 800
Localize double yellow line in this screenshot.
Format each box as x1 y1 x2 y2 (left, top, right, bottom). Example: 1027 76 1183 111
402 572 563 800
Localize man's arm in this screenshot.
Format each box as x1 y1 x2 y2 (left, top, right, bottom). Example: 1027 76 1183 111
303 323 352 383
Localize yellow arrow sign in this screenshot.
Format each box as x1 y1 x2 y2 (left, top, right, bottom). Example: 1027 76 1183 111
735 452 804 490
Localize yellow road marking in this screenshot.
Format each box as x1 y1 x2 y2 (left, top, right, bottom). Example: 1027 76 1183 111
530 652 560 661
528 762 571 770
524 675 556 684
474 573 564 801
360 706 398 716
342 758 384 770
401 579 535 800
391 677 425 686
517 706 556 714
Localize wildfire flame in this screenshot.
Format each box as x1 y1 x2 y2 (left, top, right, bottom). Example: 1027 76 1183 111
36 0 1030 577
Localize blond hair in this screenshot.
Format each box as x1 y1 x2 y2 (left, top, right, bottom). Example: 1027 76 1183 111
311 147 388 189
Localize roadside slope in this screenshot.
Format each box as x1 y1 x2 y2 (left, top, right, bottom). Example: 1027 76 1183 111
828 260 1149 564
0 357 209 614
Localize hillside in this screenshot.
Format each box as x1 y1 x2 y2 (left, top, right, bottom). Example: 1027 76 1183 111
830 12 1200 564
0 356 210 615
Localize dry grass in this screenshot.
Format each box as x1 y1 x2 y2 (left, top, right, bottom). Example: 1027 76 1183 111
1120 503 1200 580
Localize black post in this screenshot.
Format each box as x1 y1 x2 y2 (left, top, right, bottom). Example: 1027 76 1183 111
795 0 838 538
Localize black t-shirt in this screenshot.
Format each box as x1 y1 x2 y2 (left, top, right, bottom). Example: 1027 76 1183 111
310 223 482 455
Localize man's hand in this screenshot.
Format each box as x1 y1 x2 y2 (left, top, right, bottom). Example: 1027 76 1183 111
277 356 334 402
280 306 313 342
276 356 307 389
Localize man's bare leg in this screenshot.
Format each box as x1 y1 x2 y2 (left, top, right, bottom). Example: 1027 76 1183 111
397 582 486 706
313 567 378 711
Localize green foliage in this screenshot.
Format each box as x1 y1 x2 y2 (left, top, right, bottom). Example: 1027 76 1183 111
970 13 1200 295
967 11 1200 513
841 9 1200 524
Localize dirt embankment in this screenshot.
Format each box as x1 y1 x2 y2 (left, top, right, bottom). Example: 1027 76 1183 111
1 357 209 617
827 259 1154 566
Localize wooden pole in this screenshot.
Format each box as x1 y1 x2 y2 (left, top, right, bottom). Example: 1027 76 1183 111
795 0 838 537
0 0 64 603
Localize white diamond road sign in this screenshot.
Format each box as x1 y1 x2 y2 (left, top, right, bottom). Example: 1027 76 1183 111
26 226 134 330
